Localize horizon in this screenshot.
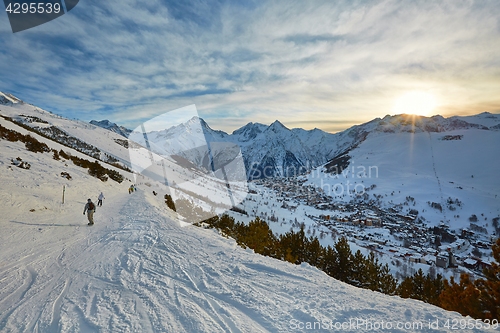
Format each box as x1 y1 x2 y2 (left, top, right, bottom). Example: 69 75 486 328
10 92 498 135
1 1 500 133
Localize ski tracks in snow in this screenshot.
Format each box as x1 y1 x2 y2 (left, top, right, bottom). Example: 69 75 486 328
1 189 493 332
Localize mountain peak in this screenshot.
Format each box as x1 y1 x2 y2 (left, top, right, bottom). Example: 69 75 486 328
232 122 268 141
0 91 23 105
90 119 132 138
268 120 289 132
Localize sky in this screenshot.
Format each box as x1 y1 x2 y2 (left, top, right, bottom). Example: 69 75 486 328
0 0 500 133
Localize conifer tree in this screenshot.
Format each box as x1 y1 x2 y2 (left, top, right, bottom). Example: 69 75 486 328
439 273 483 319
475 238 500 319
377 264 397 295
321 245 337 277
306 237 323 267
350 250 367 288
239 218 276 256
333 237 353 283
422 273 444 306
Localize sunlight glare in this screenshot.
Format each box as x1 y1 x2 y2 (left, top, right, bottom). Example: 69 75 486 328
392 91 437 116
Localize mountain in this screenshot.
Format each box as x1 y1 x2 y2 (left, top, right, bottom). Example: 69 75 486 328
0 93 133 169
140 117 366 179
306 112 500 230
133 111 499 234
0 91 23 105
0 102 493 331
90 119 132 138
136 112 500 181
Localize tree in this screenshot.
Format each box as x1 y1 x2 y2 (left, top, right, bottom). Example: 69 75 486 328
350 250 367 288
439 273 483 319
239 218 277 257
333 237 353 283
474 238 500 319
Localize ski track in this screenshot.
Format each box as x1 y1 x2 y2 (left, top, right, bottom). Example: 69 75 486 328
0 189 495 332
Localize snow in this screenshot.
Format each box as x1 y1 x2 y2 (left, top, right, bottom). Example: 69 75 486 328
0 168 489 332
1 104 496 332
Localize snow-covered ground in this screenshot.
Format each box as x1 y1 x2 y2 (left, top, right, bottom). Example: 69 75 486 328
0 107 496 332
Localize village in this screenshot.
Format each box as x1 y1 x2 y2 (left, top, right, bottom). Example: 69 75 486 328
242 177 496 277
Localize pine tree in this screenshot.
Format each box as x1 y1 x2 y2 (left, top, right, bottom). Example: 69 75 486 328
422 273 444 306
239 218 276 256
350 250 367 288
321 245 337 277
397 269 425 301
378 264 397 295
333 237 353 283
439 273 483 319
306 237 323 267
475 238 500 319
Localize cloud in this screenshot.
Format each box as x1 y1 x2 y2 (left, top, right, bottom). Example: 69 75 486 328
0 0 499 133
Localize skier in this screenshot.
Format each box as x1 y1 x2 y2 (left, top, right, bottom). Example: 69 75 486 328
97 192 105 207
83 198 96 225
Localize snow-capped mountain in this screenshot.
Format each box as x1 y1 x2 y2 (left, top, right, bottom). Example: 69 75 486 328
141 116 368 179
90 119 132 138
140 112 500 181
0 93 133 170
0 91 23 105
306 112 500 232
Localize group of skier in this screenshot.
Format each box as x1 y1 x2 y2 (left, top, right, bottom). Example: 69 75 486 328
83 192 105 226
83 185 139 226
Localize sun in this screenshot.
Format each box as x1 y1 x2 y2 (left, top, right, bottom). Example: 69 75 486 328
392 91 437 117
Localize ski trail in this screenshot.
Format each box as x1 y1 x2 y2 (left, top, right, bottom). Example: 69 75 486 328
49 279 70 332
0 267 37 331
427 131 448 224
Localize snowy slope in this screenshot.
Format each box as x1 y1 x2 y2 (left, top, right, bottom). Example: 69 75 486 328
0 101 133 169
0 136 493 333
306 114 500 233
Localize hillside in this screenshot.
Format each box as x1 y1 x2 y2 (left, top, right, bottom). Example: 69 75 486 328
0 127 493 333
306 114 500 231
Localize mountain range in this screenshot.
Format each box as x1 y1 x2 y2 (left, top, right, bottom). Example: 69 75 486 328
92 111 500 180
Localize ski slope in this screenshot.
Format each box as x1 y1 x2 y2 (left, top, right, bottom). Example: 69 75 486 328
0 140 494 333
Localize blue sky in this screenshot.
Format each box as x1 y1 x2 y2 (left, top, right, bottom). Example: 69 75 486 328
1 0 499 133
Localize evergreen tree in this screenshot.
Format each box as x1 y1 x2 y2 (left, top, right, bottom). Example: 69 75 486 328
333 237 353 283
423 273 444 306
377 264 397 295
350 250 367 288
439 273 483 319
239 218 277 257
305 237 323 267
475 238 500 319
321 245 337 277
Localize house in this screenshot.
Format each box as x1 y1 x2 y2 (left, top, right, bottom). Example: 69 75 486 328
463 258 479 270
436 251 458 268
436 254 449 268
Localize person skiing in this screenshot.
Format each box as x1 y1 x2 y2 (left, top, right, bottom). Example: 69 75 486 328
83 198 96 225
97 192 105 207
